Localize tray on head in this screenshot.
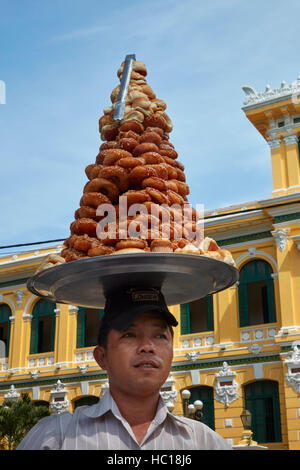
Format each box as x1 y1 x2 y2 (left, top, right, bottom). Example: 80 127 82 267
27 252 239 308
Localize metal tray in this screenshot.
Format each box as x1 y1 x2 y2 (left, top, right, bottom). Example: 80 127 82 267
27 252 239 308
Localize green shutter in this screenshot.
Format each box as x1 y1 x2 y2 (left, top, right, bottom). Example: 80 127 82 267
51 313 56 351
238 282 249 327
239 260 276 326
266 279 276 323
76 308 86 348
0 304 11 357
245 380 282 443
207 295 214 331
30 315 38 354
30 300 56 354
190 386 215 430
180 303 191 335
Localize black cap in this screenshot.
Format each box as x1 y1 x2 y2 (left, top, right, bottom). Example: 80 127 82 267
102 287 178 330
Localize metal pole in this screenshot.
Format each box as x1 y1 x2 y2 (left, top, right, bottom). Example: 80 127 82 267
113 54 136 121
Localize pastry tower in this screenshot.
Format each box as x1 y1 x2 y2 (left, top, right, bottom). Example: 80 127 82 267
60 59 234 266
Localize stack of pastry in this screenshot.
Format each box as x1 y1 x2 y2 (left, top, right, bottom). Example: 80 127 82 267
60 60 235 266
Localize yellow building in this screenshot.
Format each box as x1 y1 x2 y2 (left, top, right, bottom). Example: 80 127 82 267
0 77 300 450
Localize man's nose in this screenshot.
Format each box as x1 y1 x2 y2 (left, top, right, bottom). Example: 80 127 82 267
137 336 155 353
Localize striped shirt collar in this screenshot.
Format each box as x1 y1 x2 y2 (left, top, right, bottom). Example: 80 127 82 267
81 389 193 430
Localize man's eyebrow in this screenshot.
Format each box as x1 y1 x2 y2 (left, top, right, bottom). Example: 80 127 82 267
124 322 168 330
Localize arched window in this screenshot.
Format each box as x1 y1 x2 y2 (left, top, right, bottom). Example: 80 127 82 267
74 396 99 409
180 296 213 335
0 304 11 357
30 299 56 354
77 308 104 348
244 380 282 443
187 386 215 430
238 260 276 327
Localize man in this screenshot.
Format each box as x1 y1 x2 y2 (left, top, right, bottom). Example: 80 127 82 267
17 288 230 450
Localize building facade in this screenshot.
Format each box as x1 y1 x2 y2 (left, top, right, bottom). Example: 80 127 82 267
0 79 300 450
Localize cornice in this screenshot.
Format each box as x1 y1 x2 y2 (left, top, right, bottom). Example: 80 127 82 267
204 209 264 227
242 77 300 110
258 193 300 207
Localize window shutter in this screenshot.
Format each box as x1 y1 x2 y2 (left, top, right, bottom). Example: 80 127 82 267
76 307 86 348
238 282 249 327
190 386 215 430
180 303 191 335
30 315 38 354
0 304 11 357
207 295 214 331
266 279 276 322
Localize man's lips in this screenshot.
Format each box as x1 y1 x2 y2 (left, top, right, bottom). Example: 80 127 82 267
133 359 160 369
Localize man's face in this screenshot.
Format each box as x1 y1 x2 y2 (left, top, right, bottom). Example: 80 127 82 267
94 311 173 399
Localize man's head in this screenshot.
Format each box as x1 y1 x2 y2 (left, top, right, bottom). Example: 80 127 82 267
97 288 178 347
93 288 177 399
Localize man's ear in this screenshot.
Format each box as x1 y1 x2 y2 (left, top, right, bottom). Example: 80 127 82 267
93 345 107 370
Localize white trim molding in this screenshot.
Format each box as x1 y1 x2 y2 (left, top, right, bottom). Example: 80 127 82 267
285 346 300 394
214 362 239 407
284 134 298 146
271 228 290 252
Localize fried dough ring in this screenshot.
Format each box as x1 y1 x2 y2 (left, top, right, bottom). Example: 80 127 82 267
96 149 111 165
85 164 104 180
118 130 140 142
149 163 168 180
120 189 151 206
100 141 119 151
158 148 178 159
80 192 111 208
162 155 185 171
101 123 119 141
144 187 169 205
85 164 97 180
75 206 99 221
139 131 162 146
119 120 144 134
142 201 171 221
70 218 98 237
87 243 115 257
129 165 157 185
150 238 173 252
165 164 178 179
160 141 174 149
145 126 164 137
115 238 148 251
83 178 119 202
119 137 139 152
139 152 165 164
167 180 179 192
98 166 129 192
176 168 186 182
115 156 145 169
132 142 159 157
66 234 96 253
166 190 185 205
172 238 190 250
168 180 189 197
102 149 133 166
61 247 88 262
142 177 168 192
144 114 167 130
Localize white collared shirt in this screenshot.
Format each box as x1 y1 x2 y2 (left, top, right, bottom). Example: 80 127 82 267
17 390 231 450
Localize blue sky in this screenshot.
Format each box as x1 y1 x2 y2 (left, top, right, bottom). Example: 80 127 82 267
1 0 300 254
